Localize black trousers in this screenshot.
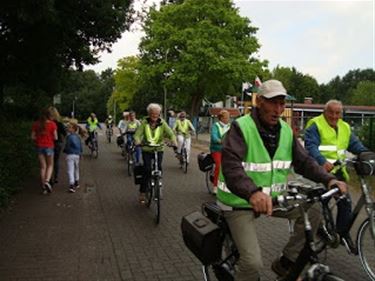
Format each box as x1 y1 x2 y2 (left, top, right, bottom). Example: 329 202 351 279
334 170 353 235
140 151 163 193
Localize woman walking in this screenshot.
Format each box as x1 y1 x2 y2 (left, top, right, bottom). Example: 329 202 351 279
48 106 66 184
31 108 58 194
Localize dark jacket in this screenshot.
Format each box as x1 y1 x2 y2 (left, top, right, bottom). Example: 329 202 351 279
221 109 336 202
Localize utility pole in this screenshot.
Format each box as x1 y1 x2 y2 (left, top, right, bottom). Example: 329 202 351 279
163 48 170 119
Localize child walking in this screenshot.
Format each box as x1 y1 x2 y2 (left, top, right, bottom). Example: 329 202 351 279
63 122 82 193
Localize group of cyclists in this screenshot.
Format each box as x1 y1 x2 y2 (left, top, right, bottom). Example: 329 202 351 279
80 80 375 280
85 104 196 204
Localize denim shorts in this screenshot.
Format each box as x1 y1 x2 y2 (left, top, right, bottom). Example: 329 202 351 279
36 147 55 156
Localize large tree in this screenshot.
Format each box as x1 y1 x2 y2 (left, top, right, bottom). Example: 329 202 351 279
110 56 140 115
271 66 320 103
320 68 375 103
138 0 265 116
350 81 375 106
57 69 114 121
0 0 134 110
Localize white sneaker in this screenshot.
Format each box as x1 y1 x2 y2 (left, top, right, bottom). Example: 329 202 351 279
44 182 52 193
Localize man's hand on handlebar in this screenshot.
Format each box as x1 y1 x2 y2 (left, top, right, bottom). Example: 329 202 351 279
327 179 347 194
323 161 334 172
249 191 273 216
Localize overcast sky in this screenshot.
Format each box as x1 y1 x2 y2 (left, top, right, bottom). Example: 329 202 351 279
86 0 374 84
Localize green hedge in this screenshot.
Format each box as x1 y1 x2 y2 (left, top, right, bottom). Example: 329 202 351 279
0 119 37 208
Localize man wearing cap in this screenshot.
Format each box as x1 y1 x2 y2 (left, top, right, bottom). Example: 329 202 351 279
217 79 347 280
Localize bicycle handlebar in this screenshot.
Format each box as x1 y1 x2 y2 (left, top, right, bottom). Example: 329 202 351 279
272 185 341 213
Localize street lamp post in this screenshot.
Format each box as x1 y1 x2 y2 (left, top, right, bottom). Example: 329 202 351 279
163 48 170 119
72 96 77 119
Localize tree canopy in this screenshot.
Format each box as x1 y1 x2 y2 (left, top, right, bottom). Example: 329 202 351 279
137 0 266 116
0 0 134 112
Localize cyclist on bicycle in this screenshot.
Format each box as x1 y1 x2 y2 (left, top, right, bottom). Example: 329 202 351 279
210 110 231 194
134 103 177 204
304 99 368 253
218 80 347 281
85 113 101 146
105 115 114 130
125 111 142 164
173 111 195 164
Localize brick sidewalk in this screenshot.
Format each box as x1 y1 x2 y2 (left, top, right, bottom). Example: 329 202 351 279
0 132 370 281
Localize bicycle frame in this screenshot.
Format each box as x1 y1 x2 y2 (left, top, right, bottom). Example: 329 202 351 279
323 160 375 248
143 144 163 224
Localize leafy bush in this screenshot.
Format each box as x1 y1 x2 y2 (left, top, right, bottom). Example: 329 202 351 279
0 118 37 208
356 118 375 151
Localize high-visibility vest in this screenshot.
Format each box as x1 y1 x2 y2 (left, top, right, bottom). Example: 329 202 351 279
145 124 162 146
127 121 139 132
175 119 190 134
217 115 293 208
306 114 351 180
216 122 230 138
87 118 99 132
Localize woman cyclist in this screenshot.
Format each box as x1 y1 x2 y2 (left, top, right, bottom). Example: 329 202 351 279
134 103 177 204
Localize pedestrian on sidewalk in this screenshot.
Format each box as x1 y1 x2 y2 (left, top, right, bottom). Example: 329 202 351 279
31 107 58 194
63 121 83 193
48 106 66 185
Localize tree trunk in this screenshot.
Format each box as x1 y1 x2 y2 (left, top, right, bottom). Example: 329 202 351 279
190 94 202 118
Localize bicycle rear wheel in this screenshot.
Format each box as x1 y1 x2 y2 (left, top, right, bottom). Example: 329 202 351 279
205 169 215 194
357 217 375 281
153 179 161 224
202 235 236 281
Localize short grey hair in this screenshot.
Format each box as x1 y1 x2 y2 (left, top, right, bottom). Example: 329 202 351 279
147 103 162 113
324 99 343 111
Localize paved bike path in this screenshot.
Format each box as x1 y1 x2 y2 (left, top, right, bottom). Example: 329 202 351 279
0 132 370 280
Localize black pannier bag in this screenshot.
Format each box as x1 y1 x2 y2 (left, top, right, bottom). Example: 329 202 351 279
116 135 124 147
197 152 215 172
181 210 223 265
354 151 375 176
134 165 145 184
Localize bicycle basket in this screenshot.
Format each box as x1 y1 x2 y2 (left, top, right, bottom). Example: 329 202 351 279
181 211 224 265
354 151 375 176
197 152 214 172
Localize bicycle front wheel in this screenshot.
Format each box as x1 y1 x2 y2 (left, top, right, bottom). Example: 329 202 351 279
182 148 188 173
127 154 134 176
93 141 98 158
357 217 375 280
153 179 161 224
145 180 153 208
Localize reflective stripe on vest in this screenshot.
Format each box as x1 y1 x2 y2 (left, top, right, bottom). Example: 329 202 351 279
242 160 292 172
217 115 293 209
